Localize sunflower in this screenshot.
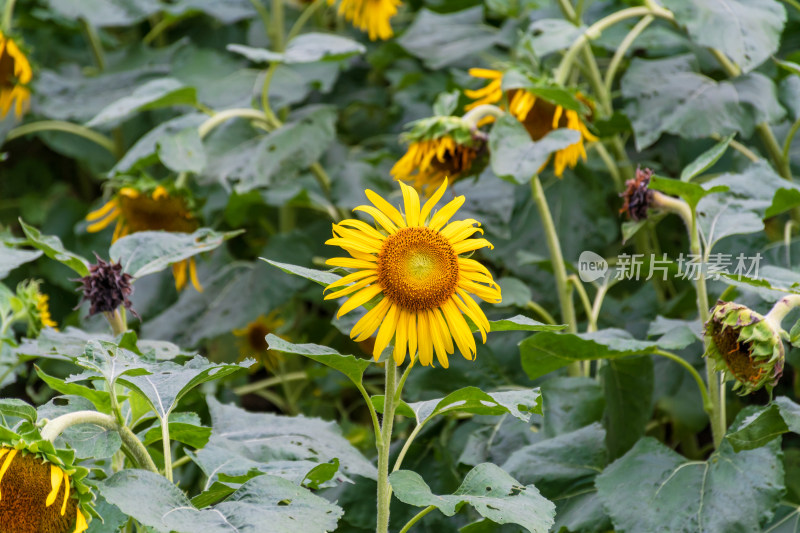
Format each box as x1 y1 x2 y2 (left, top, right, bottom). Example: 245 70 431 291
16 280 57 336
233 313 285 371
0 446 88 533
465 68 598 177
324 179 501 367
86 185 203 292
0 31 32 119
391 116 484 196
328 0 401 41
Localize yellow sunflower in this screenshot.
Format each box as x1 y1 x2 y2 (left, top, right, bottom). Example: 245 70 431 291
328 0 402 41
0 31 32 119
391 116 484 196
465 68 598 177
85 185 203 292
233 313 285 371
324 179 501 368
16 280 57 336
0 446 88 533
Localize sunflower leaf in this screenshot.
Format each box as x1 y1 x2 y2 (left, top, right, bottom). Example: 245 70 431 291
489 315 567 332
261 259 341 287
390 463 555 532
726 397 800 451
86 78 197 128
18 219 90 276
110 228 243 279
0 240 42 280
266 334 372 385
680 134 734 182
228 33 365 64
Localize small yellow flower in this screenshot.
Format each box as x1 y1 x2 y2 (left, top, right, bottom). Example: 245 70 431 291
328 0 402 41
465 68 597 177
0 31 32 119
16 280 57 336
0 446 88 533
36 293 57 330
324 179 501 368
391 117 483 196
86 185 203 292
233 313 286 371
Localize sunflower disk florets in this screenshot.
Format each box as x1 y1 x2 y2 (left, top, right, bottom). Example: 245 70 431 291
74 255 137 318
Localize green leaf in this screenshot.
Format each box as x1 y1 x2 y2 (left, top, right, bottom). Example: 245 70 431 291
621 55 784 150
110 228 242 278
390 463 555 532
520 329 658 380
261 259 341 287
18 219 89 276
661 0 786 73
489 114 580 185
87 78 197 128
228 33 365 64
541 377 604 437
488 315 567 332
140 412 211 449
680 134 733 182
398 7 501 69
62 422 122 460
100 469 343 533
595 436 783 532
157 127 207 173
726 397 800 451
302 458 340 490
113 114 205 175
266 334 372 386
35 366 112 413
74 340 152 391
601 356 654 459
44 0 160 27
520 18 585 57
0 243 42 280
649 175 728 211
0 398 37 423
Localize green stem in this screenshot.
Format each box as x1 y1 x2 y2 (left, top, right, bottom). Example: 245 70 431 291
260 63 281 126
376 363 397 533
604 14 654 94
80 18 106 71
6 121 116 154
398 506 436 533
232 371 308 395
525 300 557 325
655 349 711 412
197 108 271 139
1 0 17 32
286 0 326 42
782 118 800 161
592 142 623 190
103 308 127 336
162 416 173 482
249 0 271 37
568 275 594 332
765 294 800 328
270 0 285 52
393 422 424 473
357 382 383 450
462 104 505 129
757 122 793 181
530 175 579 375
40 411 158 473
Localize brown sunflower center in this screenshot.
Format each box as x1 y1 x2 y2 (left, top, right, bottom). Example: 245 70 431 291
712 324 766 385
247 323 270 352
0 44 16 89
430 145 478 177
0 452 78 533
376 226 459 312
119 195 199 234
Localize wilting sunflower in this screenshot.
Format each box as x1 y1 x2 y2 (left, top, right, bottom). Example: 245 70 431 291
391 116 485 196
16 280 57 336
0 31 32 119
328 0 401 41
233 313 285 371
704 301 785 395
324 179 501 367
465 68 598 177
0 445 90 533
86 184 203 292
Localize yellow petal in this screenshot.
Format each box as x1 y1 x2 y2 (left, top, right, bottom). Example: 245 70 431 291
429 195 466 231
365 189 407 229
353 205 399 235
399 181 421 227
61 472 70 515
74 509 89 533
324 276 377 300
189 257 203 293
393 309 408 365
336 284 383 318
452 238 495 255
325 269 378 291
326 257 377 270
373 303 399 360
351 297 391 341
46 465 64 507
0 449 17 500
172 260 187 291
85 199 119 221
419 178 448 223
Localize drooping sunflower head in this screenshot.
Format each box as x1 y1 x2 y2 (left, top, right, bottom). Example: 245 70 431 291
0 31 32 119
704 301 785 395
74 255 137 319
233 313 286 371
86 181 203 292
0 427 94 533
328 0 402 41
15 280 57 337
324 179 501 368
620 167 654 221
391 116 485 196
465 68 598 177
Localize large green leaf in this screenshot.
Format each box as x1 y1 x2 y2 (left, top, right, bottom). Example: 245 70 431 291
595 436 783 532
680 134 733 182
100 469 343 533
0 242 42 280
601 356 654 459
401 387 542 425
520 329 657 380
262 259 341 287
648 176 728 211
621 55 784 150
488 315 567 332
541 377 604 437
390 463 555 532
87 78 197 128
489 115 581 185
266 335 372 386
661 0 785 73
157 127 207 173
726 397 800 451
110 228 242 278
112 114 205 174
228 33 365 64
18 219 89 276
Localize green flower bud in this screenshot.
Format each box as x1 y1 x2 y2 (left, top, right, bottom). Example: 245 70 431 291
704 301 785 395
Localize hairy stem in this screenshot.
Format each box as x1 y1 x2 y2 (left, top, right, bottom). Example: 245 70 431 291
376 363 397 533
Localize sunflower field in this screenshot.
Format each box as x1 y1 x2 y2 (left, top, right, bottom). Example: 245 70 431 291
4 0 800 531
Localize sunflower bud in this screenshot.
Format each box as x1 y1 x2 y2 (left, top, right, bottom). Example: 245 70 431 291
704 301 785 395
74 255 137 319
15 280 57 337
620 167 654 221
0 444 90 533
